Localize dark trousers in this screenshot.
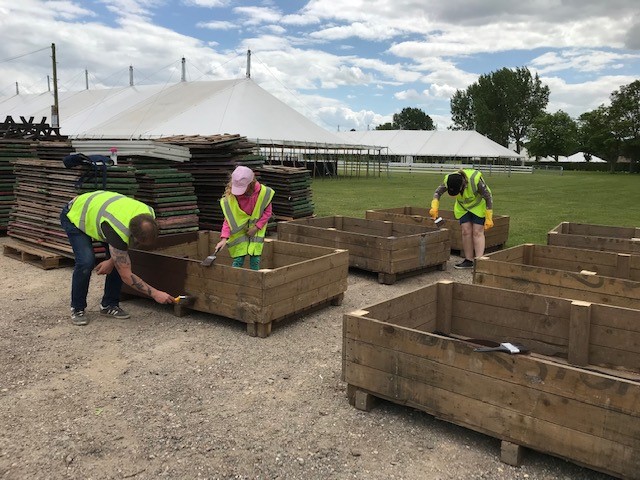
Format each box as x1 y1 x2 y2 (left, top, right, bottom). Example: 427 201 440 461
60 204 122 310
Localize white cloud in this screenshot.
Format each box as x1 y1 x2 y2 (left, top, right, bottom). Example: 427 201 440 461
542 74 639 118
309 22 401 42
531 50 640 74
184 0 230 6
233 6 282 26
44 1 96 20
197 20 236 30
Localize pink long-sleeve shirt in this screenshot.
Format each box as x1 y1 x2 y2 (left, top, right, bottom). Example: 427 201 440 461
220 181 273 239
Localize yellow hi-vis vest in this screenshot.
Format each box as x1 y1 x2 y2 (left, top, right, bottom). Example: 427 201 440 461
66 190 155 244
220 186 275 258
445 169 491 219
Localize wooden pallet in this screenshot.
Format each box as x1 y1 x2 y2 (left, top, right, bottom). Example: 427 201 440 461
3 239 73 269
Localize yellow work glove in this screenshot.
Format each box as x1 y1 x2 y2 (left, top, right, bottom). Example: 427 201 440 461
484 209 494 230
429 199 439 219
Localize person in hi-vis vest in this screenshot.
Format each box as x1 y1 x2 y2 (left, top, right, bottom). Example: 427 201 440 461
215 166 275 270
429 169 494 269
60 191 175 326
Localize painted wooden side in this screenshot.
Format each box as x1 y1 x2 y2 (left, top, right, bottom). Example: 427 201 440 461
548 222 640 254
366 207 510 250
125 232 349 333
342 283 640 479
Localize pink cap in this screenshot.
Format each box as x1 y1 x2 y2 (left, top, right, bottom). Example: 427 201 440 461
231 166 254 195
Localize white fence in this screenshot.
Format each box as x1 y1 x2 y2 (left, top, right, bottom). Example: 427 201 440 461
338 161 533 175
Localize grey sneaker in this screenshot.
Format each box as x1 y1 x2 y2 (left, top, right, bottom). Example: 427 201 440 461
454 259 474 269
71 308 88 326
100 305 131 319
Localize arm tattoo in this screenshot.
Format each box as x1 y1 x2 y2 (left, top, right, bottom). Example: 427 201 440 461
113 250 131 266
131 274 153 296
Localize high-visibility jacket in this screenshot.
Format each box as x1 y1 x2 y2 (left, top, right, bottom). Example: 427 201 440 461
445 169 491 219
220 186 274 257
66 190 155 244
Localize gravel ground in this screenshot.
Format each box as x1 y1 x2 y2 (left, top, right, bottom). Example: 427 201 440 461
0 236 616 480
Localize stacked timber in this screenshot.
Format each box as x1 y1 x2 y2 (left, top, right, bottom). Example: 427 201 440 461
0 140 31 233
9 142 138 257
256 165 314 221
9 141 77 254
155 135 262 230
129 157 199 235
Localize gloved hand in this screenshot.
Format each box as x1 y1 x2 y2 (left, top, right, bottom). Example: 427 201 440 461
429 199 439 219
484 209 494 230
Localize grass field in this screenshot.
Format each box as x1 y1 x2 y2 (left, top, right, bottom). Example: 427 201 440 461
310 171 639 246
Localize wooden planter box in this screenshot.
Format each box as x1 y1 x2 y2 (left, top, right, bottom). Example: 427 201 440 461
474 243 640 310
124 231 349 337
277 216 450 284
548 221 640 254
366 206 509 251
343 281 640 479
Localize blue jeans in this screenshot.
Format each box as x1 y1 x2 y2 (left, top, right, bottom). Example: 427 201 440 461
60 204 122 310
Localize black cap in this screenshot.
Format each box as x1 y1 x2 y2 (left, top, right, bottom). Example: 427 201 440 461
446 173 463 196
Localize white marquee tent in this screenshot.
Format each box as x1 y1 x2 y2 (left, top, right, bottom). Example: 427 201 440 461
336 130 522 160
0 78 350 146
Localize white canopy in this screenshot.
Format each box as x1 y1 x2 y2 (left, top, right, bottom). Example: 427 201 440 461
0 79 350 146
336 130 522 159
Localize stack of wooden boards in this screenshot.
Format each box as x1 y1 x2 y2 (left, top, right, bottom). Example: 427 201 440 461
256 165 314 221
3 131 321 265
124 157 199 235
0 140 24 233
8 141 139 256
155 135 263 230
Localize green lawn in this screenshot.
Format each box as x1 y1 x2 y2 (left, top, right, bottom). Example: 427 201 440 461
310 171 640 247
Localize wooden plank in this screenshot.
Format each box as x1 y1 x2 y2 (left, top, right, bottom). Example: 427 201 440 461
568 301 591 366
345 341 639 444
617 253 632 279
364 284 437 323
2 240 73 269
343 314 640 413
435 281 453 334
474 258 640 304
345 360 639 479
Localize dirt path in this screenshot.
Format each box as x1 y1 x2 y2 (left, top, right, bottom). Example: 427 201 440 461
0 237 614 480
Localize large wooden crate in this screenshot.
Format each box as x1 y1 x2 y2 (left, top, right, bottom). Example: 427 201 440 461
343 281 640 479
124 231 349 337
277 216 450 284
548 221 640 254
474 243 640 310
365 206 509 251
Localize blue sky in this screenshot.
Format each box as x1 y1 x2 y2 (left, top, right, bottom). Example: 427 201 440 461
0 0 639 132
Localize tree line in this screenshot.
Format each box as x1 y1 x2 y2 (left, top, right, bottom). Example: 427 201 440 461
376 67 639 172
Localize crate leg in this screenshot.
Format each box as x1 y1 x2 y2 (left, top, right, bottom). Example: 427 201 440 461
247 321 272 338
348 386 376 412
173 304 190 318
378 272 396 285
500 440 524 467
436 261 447 271
330 293 344 306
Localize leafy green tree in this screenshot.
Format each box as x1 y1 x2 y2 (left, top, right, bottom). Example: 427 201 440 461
578 106 620 172
609 80 640 173
450 67 550 152
375 108 436 130
392 107 435 130
526 111 579 161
